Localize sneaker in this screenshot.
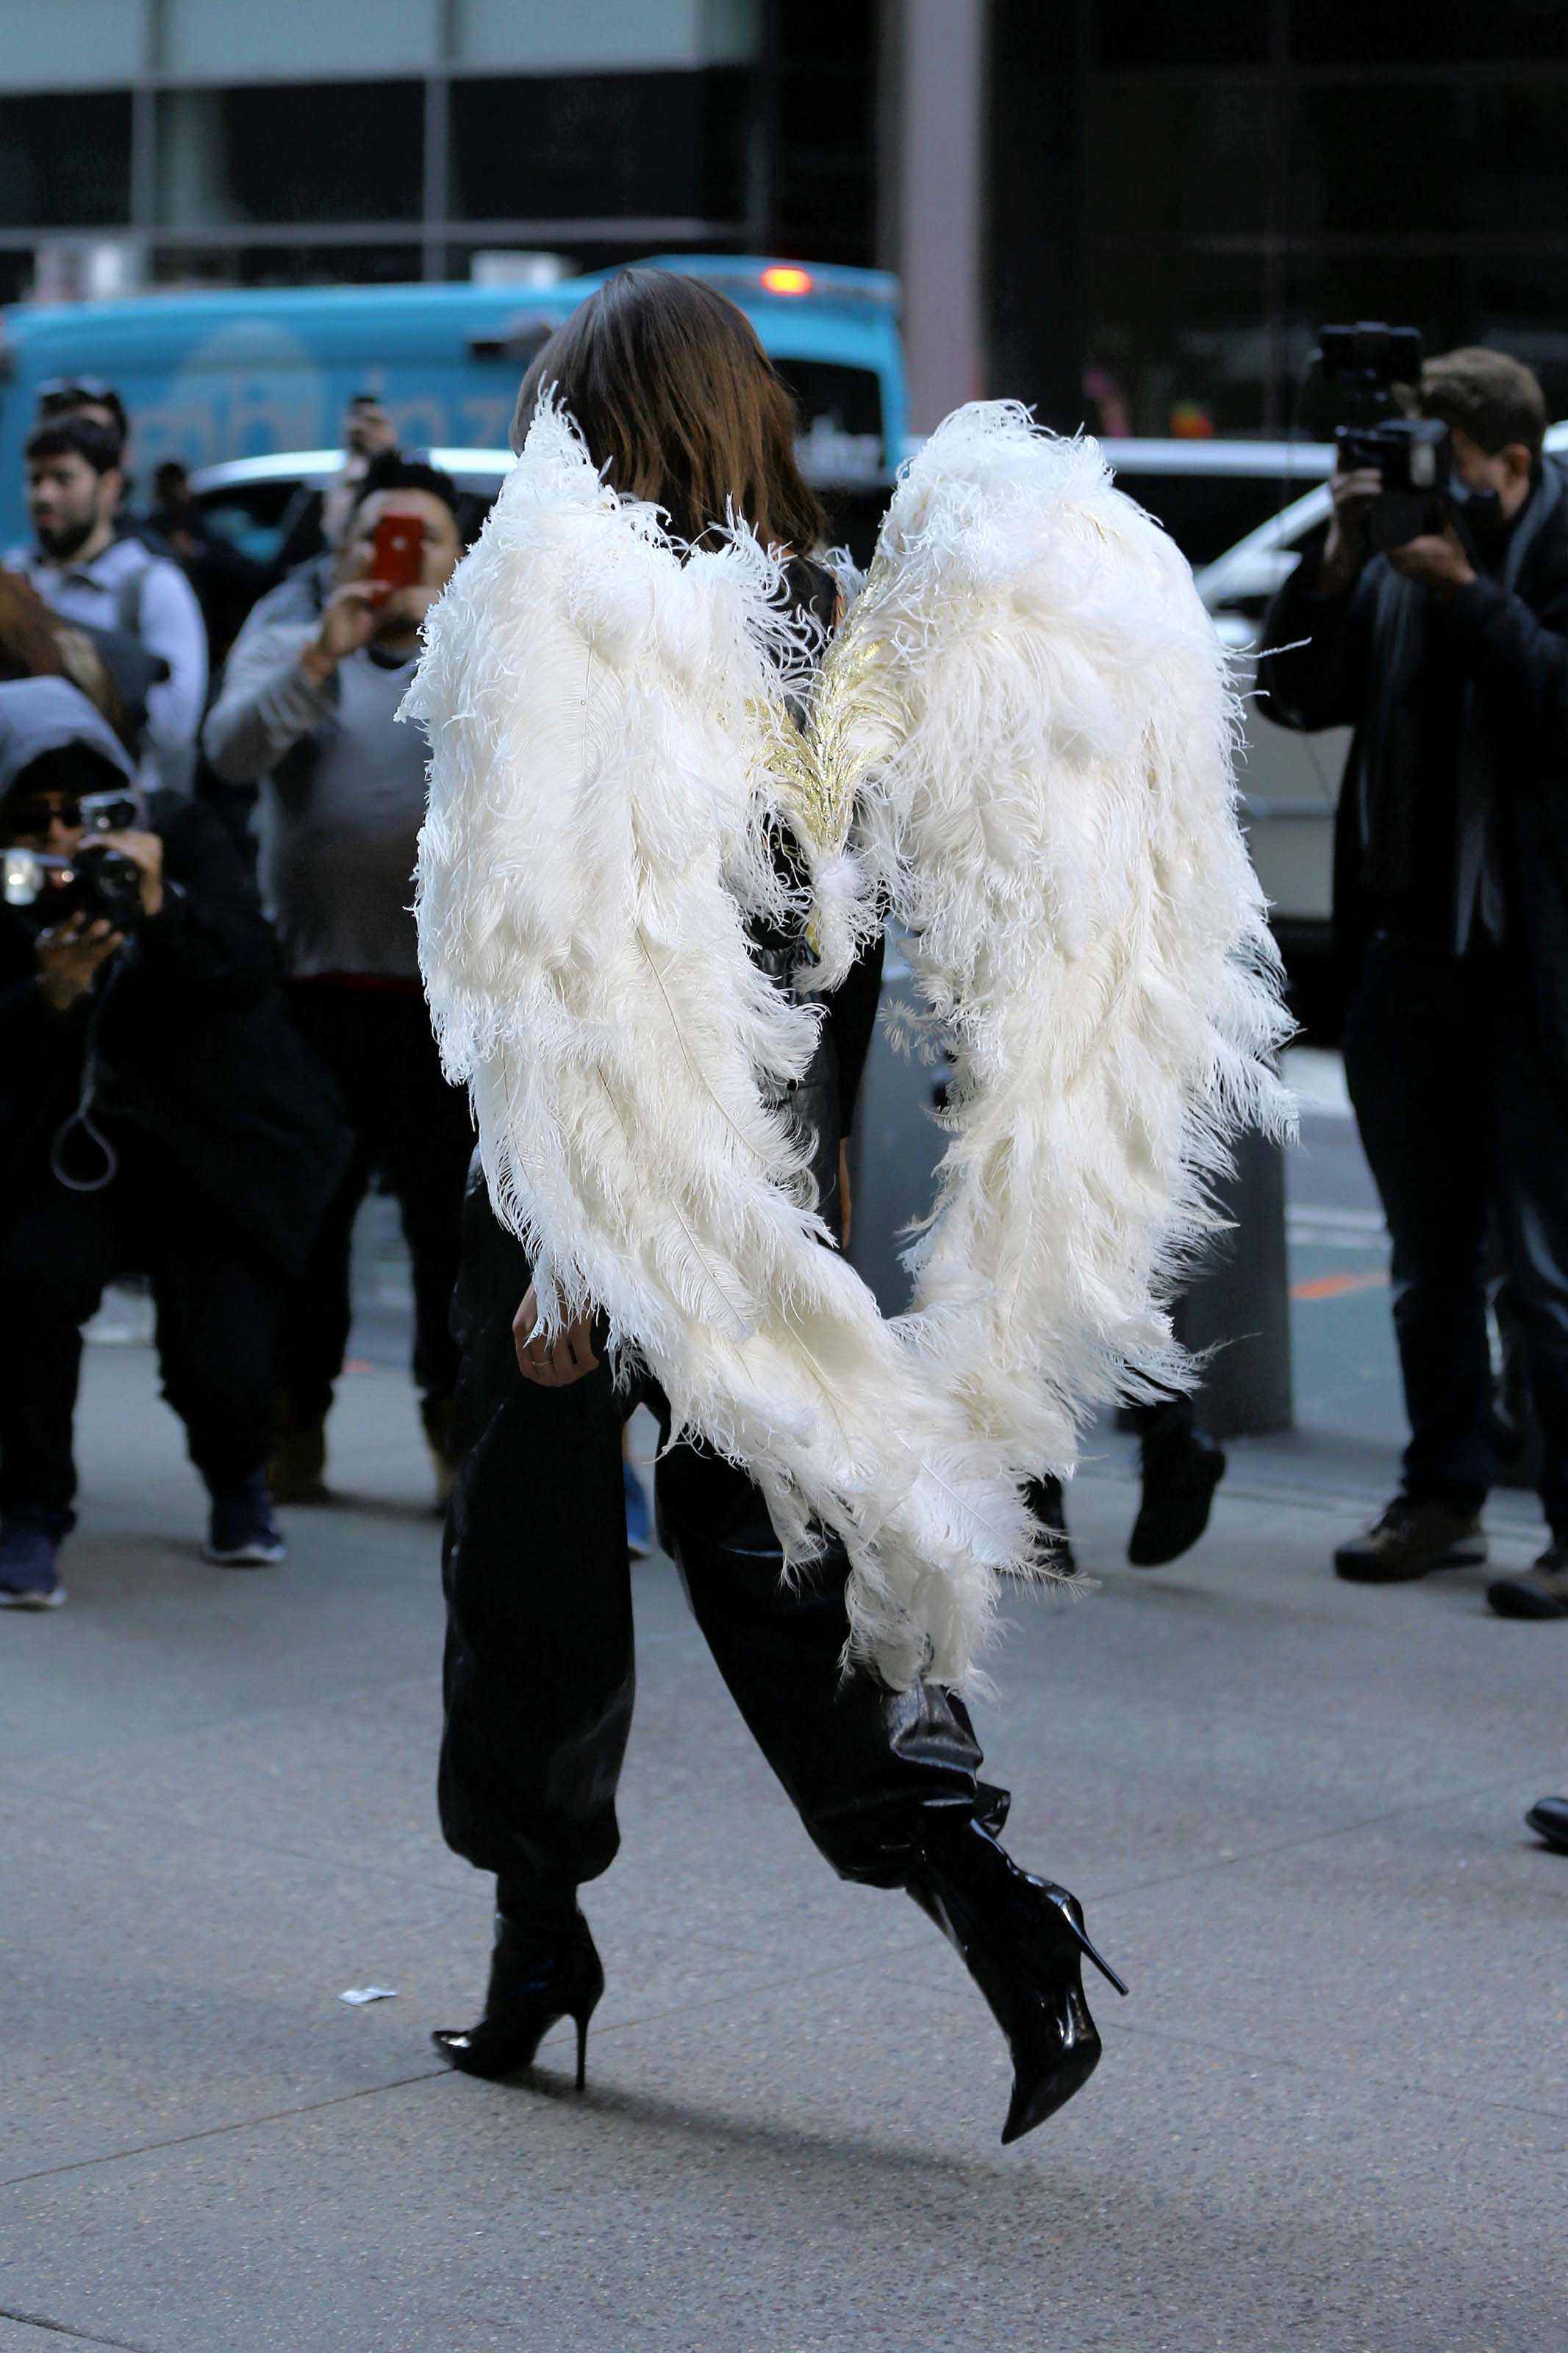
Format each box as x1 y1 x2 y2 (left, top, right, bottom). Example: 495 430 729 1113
1487 1548 1568 1621
0 1514 66 1609
1128 1425 1226 1568
623 1460 652 1560
1525 1796 1568 1850
1333 1496 1486 1583
206 1473 286 1568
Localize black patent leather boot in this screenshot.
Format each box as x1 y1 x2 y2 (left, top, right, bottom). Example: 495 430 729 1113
432 1905 604 2087
907 1814 1127 2144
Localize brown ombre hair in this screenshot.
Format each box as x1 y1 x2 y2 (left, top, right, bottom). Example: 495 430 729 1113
512 268 827 554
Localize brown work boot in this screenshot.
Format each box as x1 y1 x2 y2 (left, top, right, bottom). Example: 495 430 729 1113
268 1400 328 1504
1487 1547 1568 1620
422 1394 461 1512
1333 1495 1486 1583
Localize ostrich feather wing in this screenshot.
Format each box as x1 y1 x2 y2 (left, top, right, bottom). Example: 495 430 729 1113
405 404 1037 1694
815 402 1295 1470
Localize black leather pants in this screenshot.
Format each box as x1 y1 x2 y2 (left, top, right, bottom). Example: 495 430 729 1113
438 1164 1006 1894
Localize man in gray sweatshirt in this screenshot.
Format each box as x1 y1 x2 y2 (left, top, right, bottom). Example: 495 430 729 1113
204 453 472 1504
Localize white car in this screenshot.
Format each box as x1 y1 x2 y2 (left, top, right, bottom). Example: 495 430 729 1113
188 446 513 568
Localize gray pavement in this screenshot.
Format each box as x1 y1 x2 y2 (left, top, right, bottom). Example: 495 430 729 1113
4 1321 1567 2352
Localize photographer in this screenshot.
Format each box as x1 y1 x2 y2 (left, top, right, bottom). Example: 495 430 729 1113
5 415 207 793
203 451 473 1506
0 679 346 1608
1260 347 1568 1610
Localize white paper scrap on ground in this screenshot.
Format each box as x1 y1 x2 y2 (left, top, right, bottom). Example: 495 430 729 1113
339 1986 398 2005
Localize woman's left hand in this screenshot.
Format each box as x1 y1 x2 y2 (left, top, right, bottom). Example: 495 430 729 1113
513 1282 601 1386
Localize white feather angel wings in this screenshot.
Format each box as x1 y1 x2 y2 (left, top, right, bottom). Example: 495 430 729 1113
405 398 1292 1693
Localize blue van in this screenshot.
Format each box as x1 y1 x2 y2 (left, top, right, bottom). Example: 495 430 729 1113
0 257 907 548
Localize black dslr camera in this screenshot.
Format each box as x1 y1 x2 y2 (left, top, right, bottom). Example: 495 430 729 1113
1309 324 1452 551
1 789 146 932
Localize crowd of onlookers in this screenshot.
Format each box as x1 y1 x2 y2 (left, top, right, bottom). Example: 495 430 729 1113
0 384 493 1609
4 344 1568 1746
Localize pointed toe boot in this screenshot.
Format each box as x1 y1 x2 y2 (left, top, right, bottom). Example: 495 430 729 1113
908 1815 1126 2144
433 1907 604 2088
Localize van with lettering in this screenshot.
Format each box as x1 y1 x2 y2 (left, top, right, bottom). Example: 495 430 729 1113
0 257 908 549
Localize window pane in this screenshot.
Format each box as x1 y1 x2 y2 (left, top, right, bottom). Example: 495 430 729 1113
1289 79 1568 237
152 243 426 288
162 0 440 77
0 92 132 229
1095 3 1267 68
769 4 876 265
1290 0 1568 65
449 71 751 222
1284 251 1568 424
156 85 425 227
1091 80 1271 238
1086 250 1273 438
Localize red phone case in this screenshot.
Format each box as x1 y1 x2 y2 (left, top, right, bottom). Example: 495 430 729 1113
369 511 423 604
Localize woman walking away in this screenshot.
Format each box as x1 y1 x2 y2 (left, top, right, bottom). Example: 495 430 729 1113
404 270 1289 2143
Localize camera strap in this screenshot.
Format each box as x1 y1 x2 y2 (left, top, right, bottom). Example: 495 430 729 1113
49 966 121 1195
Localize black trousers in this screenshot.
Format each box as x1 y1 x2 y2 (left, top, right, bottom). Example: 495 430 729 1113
1342 932 1568 1538
0 1144 283 1526
439 1171 1004 1893
278 983 473 1429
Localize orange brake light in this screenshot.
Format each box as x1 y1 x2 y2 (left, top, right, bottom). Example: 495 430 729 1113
762 265 812 296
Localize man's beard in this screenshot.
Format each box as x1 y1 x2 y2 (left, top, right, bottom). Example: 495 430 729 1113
35 513 101 563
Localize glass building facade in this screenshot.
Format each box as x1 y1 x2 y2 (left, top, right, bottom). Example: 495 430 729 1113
995 0 1568 437
0 0 1562 441
0 0 874 297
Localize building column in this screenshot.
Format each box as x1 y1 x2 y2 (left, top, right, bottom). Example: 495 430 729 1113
881 0 987 437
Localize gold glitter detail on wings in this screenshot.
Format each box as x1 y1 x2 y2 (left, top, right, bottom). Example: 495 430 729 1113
760 558 903 855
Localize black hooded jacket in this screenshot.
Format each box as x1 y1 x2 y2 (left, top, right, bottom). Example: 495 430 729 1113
0 682 348 1274
1259 462 1568 1077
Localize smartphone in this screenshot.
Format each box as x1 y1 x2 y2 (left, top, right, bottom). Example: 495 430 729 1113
368 507 425 607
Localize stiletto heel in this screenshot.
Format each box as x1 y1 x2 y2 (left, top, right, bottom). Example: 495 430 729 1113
1046 1886 1129 1997
434 1908 604 2088
908 1815 1128 2146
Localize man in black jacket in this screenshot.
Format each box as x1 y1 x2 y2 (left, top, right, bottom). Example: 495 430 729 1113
1259 348 1568 1613
0 679 346 1607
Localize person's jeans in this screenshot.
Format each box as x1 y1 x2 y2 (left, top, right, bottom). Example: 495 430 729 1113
437 1166 1005 1894
1342 932 1568 1539
277 982 474 1428
0 1146 283 1526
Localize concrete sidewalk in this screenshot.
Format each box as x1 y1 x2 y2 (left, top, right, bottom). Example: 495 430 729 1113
2 1345 1564 2352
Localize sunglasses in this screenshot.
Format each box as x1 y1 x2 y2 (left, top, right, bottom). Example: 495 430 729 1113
3 796 81 837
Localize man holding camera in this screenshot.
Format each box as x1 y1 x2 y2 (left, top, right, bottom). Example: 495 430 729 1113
1261 347 1568 1613
204 451 473 1507
0 679 345 1607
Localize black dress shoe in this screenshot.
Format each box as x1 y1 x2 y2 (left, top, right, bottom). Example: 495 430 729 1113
433 1907 604 2087
1525 1796 1568 1851
1024 1476 1078 1575
907 1814 1126 2144
1127 1424 1226 1568
1488 1548 1568 1620
1334 1496 1486 1582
